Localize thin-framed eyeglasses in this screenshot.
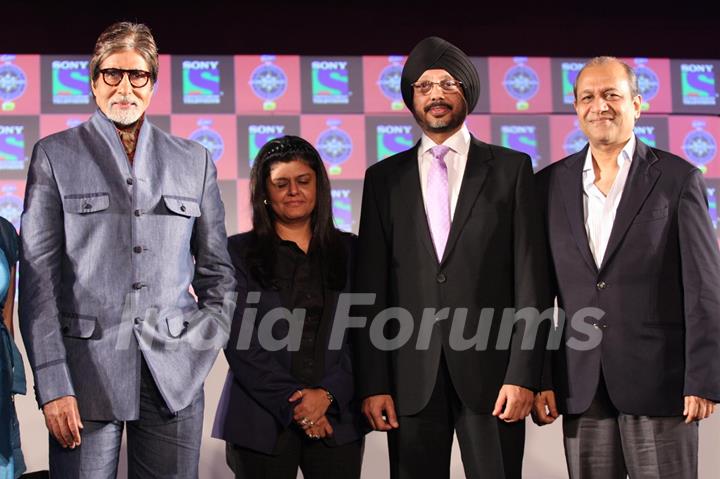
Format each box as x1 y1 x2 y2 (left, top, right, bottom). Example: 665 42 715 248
98 68 152 88
411 79 463 95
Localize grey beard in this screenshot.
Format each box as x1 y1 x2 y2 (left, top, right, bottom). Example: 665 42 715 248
419 111 465 133
108 107 143 126
426 118 452 130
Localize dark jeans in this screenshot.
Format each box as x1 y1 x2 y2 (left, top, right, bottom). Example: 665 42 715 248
49 357 204 479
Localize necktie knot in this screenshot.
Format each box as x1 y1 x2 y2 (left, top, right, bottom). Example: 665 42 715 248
430 145 451 162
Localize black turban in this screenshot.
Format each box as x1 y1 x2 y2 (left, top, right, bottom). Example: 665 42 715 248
401 36 480 113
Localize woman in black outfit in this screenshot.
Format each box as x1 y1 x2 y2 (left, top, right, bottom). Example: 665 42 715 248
213 135 366 479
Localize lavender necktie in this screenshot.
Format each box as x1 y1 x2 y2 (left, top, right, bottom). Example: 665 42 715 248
426 145 451 260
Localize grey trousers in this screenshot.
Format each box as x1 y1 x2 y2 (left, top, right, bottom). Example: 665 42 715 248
49 358 204 479
563 378 698 479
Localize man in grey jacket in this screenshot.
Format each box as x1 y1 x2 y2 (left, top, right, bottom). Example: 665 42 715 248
19 22 236 478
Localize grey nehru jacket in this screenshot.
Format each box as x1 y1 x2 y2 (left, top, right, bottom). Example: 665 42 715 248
19 110 236 421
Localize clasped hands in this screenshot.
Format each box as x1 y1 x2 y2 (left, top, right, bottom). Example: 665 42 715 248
289 388 333 439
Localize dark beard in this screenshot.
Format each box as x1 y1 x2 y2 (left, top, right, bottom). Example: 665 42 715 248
413 100 467 134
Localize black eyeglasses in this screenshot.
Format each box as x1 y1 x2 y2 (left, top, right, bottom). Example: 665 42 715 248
98 68 152 88
411 79 463 95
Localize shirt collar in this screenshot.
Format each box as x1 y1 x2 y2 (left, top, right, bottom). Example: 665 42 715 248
583 135 636 187
420 123 471 158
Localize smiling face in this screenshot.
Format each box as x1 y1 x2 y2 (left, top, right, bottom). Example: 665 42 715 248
574 61 641 150
411 68 467 137
91 49 154 125
266 159 317 227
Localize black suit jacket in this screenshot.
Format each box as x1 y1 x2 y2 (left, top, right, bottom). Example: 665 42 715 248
212 232 366 454
354 136 550 416
536 139 720 416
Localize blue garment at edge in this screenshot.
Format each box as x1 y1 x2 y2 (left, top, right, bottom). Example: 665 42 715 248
0 245 26 479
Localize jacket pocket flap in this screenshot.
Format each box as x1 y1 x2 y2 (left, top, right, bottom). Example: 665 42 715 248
166 315 189 338
163 196 201 218
60 313 97 339
633 206 668 223
63 193 110 214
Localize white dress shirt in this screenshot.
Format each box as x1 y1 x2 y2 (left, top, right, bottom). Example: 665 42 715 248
418 124 471 221
583 135 636 267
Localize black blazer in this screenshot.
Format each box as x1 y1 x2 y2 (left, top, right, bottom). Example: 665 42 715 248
353 136 550 416
212 232 366 454
536 139 720 416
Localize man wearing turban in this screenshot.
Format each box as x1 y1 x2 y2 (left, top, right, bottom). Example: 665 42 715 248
353 37 550 478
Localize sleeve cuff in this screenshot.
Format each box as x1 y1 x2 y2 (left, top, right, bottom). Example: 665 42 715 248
34 360 75 407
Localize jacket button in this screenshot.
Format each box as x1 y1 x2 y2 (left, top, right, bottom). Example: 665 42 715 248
83 203 92 210
133 246 142 253
126 178 134 186
134 209 142 217
436 273 447 283
592 319 608 330
596 281 607 290
180 204 187 212
132 282 145 290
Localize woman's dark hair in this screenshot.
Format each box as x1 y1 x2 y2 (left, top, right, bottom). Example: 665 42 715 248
247 135 347 289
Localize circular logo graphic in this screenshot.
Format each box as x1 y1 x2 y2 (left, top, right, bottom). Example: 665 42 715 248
377 64 402 101
683 130 717 166
0 195 23 229
635 65 660 102
190 128 225 162
503 65 540 101
317 128 353 165
563 129 588 156
0 63 27 103
249 63 288 102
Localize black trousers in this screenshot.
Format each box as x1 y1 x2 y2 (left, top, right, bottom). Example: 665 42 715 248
226 427 363 479
388 355 525 479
